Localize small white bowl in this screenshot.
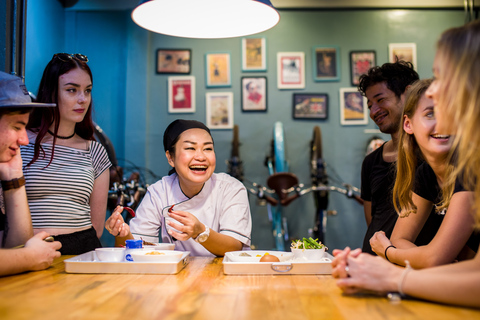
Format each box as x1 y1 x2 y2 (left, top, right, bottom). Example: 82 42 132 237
143 243 175 251
95 248 125 262
130 250 183 262
291 248 325 261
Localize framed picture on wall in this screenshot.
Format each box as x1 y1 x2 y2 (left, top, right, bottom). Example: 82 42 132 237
206 92 234 129
292 93 328 120
339 88 368 125
350 51 376 86
205 53 231 87
388 43 417 69
167 76 195 113
241 76 267 112
242 37 266 72
156 49 191 74
312 46 340 82
277 52 305 89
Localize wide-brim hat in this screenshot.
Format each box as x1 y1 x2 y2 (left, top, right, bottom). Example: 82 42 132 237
0 71 56 108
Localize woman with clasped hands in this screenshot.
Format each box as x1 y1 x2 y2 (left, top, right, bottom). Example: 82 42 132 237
332 20 480 308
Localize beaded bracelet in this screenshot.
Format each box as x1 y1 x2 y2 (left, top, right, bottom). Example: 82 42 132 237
384 244 396 262
398 260 412 297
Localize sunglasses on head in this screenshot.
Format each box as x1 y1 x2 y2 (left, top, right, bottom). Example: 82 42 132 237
52 53 89 63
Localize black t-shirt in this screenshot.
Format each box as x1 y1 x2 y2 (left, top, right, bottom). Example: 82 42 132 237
414 162 479 253
361 145 447 254
361 144 398 254
412 162 445 246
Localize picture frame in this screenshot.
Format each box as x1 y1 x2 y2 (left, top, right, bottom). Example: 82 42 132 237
388 43 417 70
156 49 191 74
350 51 376 86
242 37 266 72
292 93 328 120
277 52 305 89
167 76 195 113
205 53 231 87
339 88 368 125
241 76 267 112
206 92 234 129
312 46 340 82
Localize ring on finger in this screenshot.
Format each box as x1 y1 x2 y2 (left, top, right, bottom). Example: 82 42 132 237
345 266 350 275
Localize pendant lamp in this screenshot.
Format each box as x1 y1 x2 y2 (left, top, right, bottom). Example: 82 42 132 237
131 0 280 39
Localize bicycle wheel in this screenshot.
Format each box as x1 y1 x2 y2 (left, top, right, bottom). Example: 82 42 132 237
232 124 240 158
227 124 243 181
273 122 287 173
310 126 329 243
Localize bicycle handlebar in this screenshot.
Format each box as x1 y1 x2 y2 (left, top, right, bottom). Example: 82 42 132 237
246 181 363 206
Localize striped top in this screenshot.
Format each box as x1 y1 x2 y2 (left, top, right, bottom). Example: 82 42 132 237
20 141 111 229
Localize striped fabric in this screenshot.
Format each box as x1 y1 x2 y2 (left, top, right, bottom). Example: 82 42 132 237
20 141 111 229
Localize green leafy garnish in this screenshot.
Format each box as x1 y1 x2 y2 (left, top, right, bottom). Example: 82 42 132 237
291 237 326 250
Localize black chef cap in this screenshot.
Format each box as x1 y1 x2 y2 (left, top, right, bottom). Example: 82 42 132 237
163 119 212 152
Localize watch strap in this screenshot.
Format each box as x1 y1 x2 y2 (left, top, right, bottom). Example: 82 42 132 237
1 176 26 191
194 225 210 243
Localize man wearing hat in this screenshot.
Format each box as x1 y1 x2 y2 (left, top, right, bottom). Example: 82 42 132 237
0 71 61 276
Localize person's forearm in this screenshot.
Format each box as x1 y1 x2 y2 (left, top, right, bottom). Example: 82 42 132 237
390 237 417 250
3 186 33 248
389 245 456 269
202 231 243 256
0 249 33 276
403 258 480 307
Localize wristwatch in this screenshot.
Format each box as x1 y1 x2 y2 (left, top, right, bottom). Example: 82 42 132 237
194 225 210 243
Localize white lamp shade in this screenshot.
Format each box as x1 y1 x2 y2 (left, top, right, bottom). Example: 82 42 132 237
131 0 280 39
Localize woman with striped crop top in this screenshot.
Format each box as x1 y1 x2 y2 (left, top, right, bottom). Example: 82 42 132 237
21 53 111 255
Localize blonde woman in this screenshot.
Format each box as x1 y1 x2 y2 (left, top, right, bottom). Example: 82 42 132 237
332 20 480 308
369 79 477 268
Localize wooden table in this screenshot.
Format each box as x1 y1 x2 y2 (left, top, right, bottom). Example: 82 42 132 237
0 256 479 320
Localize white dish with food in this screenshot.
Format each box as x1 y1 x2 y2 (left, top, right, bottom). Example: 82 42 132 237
130 250 184 262
225 250 293 263
142 243 175 251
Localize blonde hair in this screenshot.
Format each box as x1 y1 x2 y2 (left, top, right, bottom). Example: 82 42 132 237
393 79 455 217
393 79 432 216
435 20 480 229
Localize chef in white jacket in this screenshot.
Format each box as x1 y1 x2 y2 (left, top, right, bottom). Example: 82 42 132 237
105 119 252 257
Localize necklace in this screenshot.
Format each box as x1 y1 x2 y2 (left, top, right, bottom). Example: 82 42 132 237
48 130 75 140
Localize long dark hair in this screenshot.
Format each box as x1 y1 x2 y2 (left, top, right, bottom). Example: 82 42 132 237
26 54 95 166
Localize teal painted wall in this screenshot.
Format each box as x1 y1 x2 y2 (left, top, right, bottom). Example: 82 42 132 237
23 6 464 251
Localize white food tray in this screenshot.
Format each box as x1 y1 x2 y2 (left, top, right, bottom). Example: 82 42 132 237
64 250 190 274
223 252 333 275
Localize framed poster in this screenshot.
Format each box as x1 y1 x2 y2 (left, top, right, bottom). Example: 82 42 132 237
292 93 328 120
242 37 266 71
312 46 340 82
156 49 191 74
388 43 417 69
339 88 368 125
277 52 305 89
167 76 195 113
205 53 231 87
350 51 376 86
206 92 234 129
241 76 267 112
